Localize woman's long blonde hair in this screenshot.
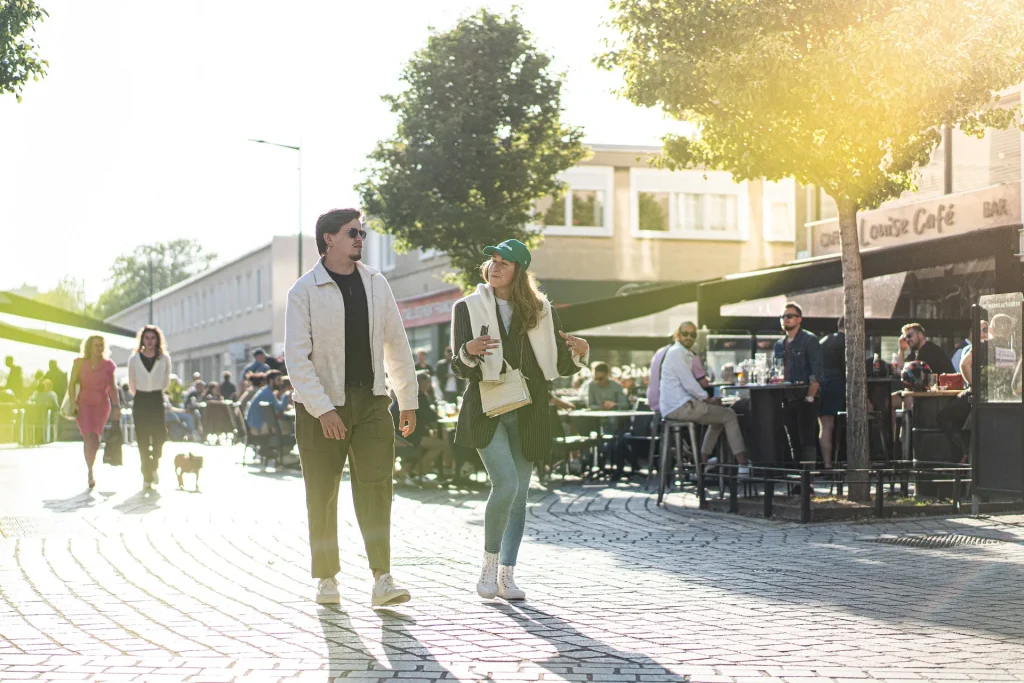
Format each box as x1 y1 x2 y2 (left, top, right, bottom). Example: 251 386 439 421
80 335 106 360
480 260 546 332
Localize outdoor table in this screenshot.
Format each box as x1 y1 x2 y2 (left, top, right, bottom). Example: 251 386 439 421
897 390 963 497
721 383 810 466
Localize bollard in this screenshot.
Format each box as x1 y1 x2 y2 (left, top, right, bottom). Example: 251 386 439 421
698 462 707 510
874 469 885 518
728 465 738 514
954 471 962 513
800 469 811 523
764 472 774 519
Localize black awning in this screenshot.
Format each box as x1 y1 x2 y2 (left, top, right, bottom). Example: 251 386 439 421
556 282 699 333
697 225 1022 328
0 291 136 337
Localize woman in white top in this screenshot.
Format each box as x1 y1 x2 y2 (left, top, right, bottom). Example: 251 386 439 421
128 325 171 490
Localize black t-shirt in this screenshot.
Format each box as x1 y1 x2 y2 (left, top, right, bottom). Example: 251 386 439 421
140 354 157 372
325 266 374 387
820 332 845 380
909 340 954 375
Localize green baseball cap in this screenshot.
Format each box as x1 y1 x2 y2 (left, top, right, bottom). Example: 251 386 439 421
482 239 532 270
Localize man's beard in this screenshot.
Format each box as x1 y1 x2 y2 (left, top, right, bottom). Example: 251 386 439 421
349 251 362 261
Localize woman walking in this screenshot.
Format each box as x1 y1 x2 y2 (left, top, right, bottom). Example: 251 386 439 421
450 239 589 600
70 335 120 490
128 325 171 489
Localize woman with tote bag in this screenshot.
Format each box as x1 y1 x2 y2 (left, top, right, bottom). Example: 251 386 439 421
450 239 590 601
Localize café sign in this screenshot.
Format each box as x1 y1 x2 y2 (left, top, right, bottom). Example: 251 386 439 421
397 288 462 329
808 184 1021 257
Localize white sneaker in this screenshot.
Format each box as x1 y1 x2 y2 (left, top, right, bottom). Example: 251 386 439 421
316 577 340 605
497 565 526 601
371 573 410 608
477 552 499 599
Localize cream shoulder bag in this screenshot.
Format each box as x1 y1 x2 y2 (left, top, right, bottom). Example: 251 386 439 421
479 338 532 418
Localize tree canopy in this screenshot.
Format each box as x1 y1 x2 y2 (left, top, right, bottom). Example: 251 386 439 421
93 240 217 320
1 0 48 101
599 0 1024 206
357 9 585 289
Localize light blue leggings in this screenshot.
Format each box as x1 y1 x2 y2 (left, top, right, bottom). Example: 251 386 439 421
477 411 533 566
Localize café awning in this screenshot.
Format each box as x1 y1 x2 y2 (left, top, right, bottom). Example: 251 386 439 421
0 291 135 338
557 281 698 333
697 224 1023 335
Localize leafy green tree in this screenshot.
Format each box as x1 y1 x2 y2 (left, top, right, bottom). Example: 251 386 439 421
93 240 217 319
35 276 86 313
1 0 48 101
358 9 586 290
600 0 1024 498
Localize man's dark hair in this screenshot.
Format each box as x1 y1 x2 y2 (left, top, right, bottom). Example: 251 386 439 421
416 370 432 387
266 370 283 383
784 302 803 317
249 372 267 387
316 208 362 256
592 362 611 375
253 348 266 358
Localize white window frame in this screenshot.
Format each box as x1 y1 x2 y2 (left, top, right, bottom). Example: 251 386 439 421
762 178 797 242
256 269 264 308
629 167 748 241
530 166 615 238
381 234 397 272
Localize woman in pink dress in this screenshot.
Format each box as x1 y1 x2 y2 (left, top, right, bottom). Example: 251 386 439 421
69 335 121 489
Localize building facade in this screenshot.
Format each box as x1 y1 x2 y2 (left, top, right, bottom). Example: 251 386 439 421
386 144 801 365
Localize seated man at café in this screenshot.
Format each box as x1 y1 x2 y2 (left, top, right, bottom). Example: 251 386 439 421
896 322 954 375
245 370 292 435
649 323 712 416
661 321 749 471
392 372 451 486
580 362 632 478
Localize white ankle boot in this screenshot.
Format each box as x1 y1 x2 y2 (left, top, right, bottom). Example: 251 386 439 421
477 552 499 598
497 564 526 601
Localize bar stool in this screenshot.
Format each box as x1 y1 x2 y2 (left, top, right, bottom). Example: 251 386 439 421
657 419 701 505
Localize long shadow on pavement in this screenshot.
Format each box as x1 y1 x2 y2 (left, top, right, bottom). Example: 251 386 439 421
316 606 451 680
488 601 690 681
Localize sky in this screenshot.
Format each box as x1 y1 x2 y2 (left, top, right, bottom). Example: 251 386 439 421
0 0 680 302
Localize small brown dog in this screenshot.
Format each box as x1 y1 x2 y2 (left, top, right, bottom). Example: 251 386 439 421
174 452 204 491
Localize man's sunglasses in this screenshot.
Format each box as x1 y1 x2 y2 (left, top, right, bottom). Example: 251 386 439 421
346 227 368 239
678 331 696 338
780 313 800 320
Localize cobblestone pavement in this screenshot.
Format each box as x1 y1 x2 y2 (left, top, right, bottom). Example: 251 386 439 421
2 442 1024 682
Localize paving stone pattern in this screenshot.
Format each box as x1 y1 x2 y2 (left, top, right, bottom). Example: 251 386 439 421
2 443 1024 682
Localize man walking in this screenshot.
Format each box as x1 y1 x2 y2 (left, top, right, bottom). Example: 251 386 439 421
285 208 418 608
774 302 824 465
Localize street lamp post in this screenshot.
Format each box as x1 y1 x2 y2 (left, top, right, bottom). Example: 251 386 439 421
249 139 303 278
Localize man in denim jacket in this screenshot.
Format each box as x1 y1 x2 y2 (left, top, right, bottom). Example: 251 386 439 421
774 302 824 465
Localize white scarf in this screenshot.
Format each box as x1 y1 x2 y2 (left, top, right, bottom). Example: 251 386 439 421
460 284 560 382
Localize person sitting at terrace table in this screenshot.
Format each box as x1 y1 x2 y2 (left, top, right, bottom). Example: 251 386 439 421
580 362 632 479
649 322 713 416
896 322 954 375
203 382 224 401
661 322 749 471
220 371 237 401
245 370 292 435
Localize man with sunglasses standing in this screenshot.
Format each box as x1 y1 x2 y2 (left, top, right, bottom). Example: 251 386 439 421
285 208 418 608
774 302 824 467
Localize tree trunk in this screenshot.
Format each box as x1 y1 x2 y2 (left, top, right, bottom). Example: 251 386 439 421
837 197 870 500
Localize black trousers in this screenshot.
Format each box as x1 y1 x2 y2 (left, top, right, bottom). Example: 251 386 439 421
133 391 166 483
938 391 972 458
782 395 819 465
295 388 395 578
